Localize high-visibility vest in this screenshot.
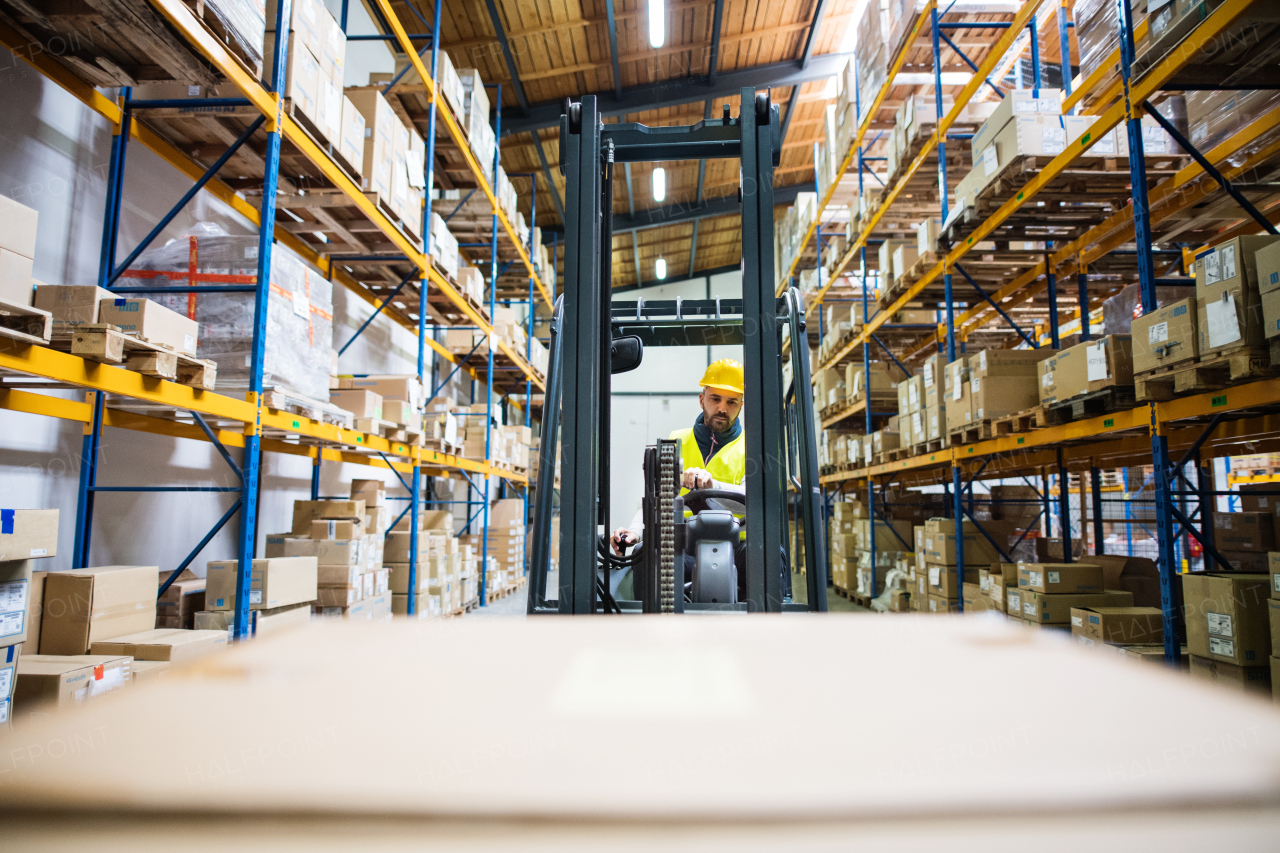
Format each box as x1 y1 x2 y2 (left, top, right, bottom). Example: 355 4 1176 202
668 426 746 495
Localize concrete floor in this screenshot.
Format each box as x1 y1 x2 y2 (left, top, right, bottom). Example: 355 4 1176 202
470 572 867 616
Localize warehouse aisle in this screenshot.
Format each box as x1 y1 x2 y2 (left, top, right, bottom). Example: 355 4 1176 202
472 588 529 617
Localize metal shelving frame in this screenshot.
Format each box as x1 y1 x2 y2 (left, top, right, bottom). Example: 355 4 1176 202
0 0 549 630
798 0 1277 661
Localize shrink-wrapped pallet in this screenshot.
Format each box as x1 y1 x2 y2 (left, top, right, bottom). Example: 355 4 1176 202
123 224 334 401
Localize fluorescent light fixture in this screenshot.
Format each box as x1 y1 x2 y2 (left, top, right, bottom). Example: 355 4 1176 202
648 0 664 48
652 166 666 202
656 258 667 279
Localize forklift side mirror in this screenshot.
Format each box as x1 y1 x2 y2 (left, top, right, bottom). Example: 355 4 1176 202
610 335 643 373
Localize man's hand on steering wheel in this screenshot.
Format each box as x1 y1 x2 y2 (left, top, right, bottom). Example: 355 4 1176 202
682 467 713 490
609 527 637 556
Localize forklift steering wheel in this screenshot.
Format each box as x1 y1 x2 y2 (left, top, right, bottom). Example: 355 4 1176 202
682 488 747 514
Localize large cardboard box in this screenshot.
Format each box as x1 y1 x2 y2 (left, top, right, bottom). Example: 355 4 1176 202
969 349 1054 378
98 297 199 356
1020 589 1134 624
1017 563 1104 594
291 500 365 535
0 508 58 561
0 560 32 649
0 243 33 306
1182 573 1271 666
1188 654 1272 696
926 564 979 599
90 628 227 663
14 654 132 710
1195 235 1280 355
0 192 38 259
205 557 318 611
1256 240 1280 296
944 381 972 432
1212 512 1274 552
33 284 113 326
923 519 1018 565
1132 297 1198 372
41 566 158 655
346 88 400 198
330 389 382 420
1071 606 1164 645
970 87 1063 159
970 374 1037 421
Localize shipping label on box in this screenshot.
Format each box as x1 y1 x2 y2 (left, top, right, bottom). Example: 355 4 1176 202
98 298 199 355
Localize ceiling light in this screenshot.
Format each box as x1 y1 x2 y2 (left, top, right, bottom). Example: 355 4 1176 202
648 0 665 48
652 167 666 202
656 258 667 279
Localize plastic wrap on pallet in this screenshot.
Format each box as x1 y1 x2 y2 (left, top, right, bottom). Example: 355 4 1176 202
129 224 333 401
854 0 888 124
206 0 266 68
1100 282 1189 336
1072 0 1148 85
1186 89 1280 154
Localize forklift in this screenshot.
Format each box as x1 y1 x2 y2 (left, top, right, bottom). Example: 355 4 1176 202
527 89 827 614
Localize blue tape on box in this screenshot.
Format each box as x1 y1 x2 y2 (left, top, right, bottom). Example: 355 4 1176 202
1 509 12 535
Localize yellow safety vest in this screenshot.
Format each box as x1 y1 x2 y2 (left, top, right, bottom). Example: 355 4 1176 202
668 426 746 495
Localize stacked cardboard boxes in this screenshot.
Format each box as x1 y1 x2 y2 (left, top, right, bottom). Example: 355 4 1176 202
0 194 39 307
1184 571 1273 696
388 506 459 618
335 375 424 436
265 0 349 154
481 499 526 593
1193 235 1280 356
1 510 58 721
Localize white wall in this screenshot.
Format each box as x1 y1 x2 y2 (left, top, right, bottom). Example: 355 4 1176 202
608 268 744 527
0 49 439 576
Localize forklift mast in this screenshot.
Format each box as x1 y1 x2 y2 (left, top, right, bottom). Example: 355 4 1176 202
527 89 828 614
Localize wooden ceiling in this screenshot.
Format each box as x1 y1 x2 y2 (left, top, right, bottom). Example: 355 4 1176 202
392 0 860 288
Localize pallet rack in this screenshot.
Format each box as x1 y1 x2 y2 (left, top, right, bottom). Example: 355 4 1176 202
789 0 1280 661
0 0 551 633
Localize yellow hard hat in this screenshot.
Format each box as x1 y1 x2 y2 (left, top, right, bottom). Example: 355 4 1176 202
699 358 744 395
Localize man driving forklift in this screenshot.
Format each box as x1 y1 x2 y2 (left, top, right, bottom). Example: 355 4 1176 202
609 358 746 558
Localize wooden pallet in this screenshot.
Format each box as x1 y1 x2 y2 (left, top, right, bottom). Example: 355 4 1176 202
353 416 401 437
262 387 354 428
0 297 52 345
887 446 912 462
485 576 527 605
992 407 1047 437
183 0 263 78
1137 348 1273 402
50 324 216 390
947 420 995 446
1042 386 1138 426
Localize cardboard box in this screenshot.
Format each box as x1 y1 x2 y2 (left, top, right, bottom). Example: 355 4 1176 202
33 284 113 326
1272 551 1280 599
1256 240 1280 296
1020 589 1134 624
0 560 32 648
926 564 979 599
205 557 318 611
310 519 363 540
1091 554 1163 608
90 628 227 663
922 519 1018 565
1195 235 1280 355
41 566 158 655
1071 606 1164 645
969 349 1054 378
156 569 205 630
337 94 365 178
1 643 18 703
0 192 39 258
291 500 365 534
0 508 58 560
1132 297 1198 372
970 87 1063 158
1182 573 1271 666
132 660 171 682
283 537 363 566
330 389 382 420
14 654 132 710
927 594 961 614
1017 563 1104 594
98 297 199 356
1212 512 1274 552
342 375 423 406
970 374 1038 421
26 569 45 654
0 244 32 307
1188 654 1272 696
1269 599 1280 658
345 88 400 198
252 602 313 636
